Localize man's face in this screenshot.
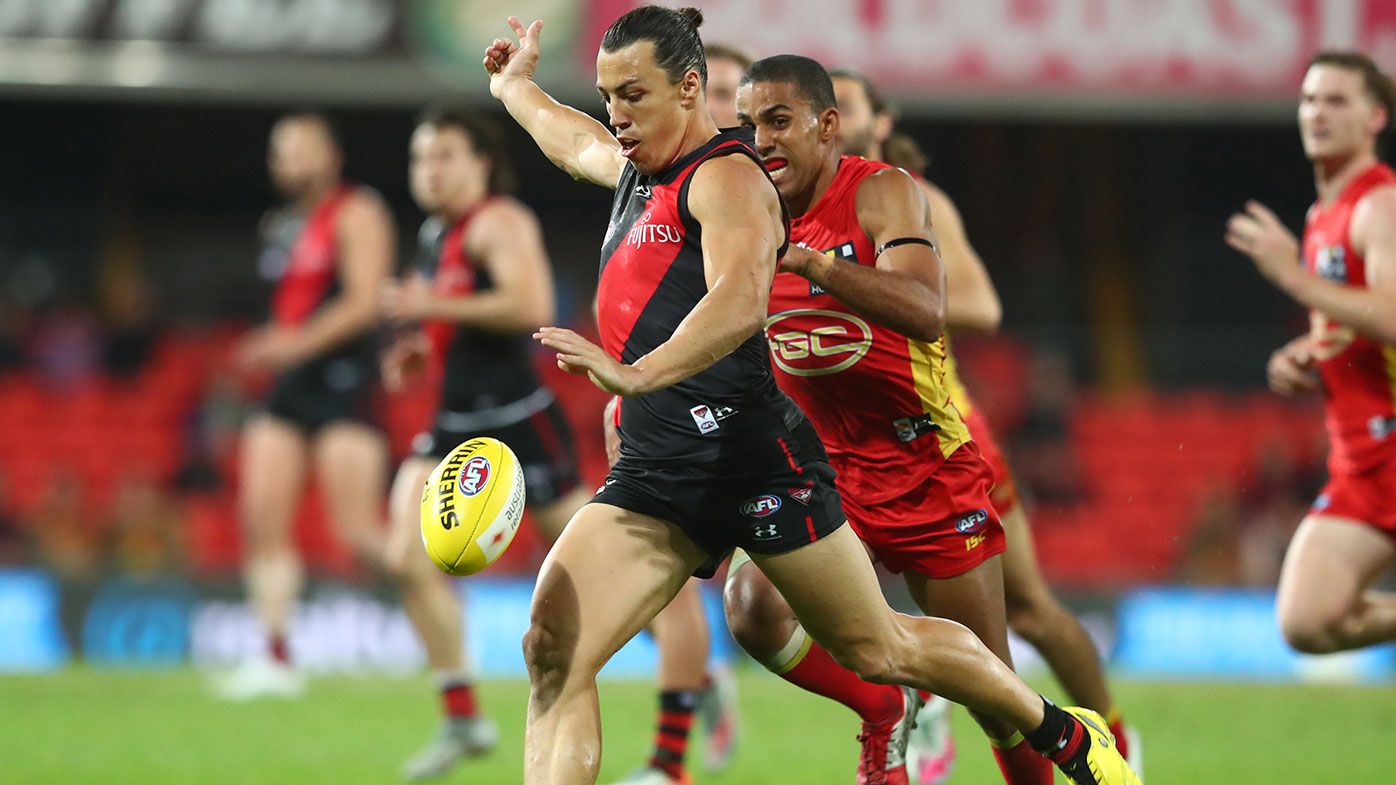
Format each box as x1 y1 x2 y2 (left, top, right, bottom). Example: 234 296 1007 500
409 124 489 214
1299 64 1385 162
268 117 340 199
831 75 892 158
597 41 701 174
738 79 838 203
707 56 746 128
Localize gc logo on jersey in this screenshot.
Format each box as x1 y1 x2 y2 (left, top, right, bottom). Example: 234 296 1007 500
458 456 492 497
765 309 873 377
1314 245 1348 282
742 494 783 518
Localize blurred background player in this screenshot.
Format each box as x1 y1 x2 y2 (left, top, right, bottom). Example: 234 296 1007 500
221 112 395 699
388 107 733 785
379 108 589 780
703 44 752 128
725 54 1140 785
828 69 1141 780
1227 52 1396 656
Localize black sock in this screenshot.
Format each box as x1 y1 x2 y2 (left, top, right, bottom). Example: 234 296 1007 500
1025 698 1086 764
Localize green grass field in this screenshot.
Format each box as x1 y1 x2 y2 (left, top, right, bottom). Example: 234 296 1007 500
3 668 1394 783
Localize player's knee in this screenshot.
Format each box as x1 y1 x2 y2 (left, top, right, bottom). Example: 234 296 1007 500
1005 592 1057 646
522 609 581 698
1280 613 1342 654
722 566 793 660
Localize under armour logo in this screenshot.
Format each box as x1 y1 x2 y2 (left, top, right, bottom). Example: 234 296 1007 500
635 185 652 198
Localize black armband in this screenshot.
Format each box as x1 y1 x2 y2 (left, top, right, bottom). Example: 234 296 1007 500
875 237 937 256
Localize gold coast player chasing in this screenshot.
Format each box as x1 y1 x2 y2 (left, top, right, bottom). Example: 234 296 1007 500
222 112 394 700
828 69 1140 782
379 109 592 780
483 7 1139 785
1228 52 1396 656
721 56 1141 785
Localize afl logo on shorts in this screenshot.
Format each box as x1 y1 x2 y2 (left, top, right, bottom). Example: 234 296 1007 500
956 509 988 534
458 456 492 498
765 309 873 377
742 494 783 518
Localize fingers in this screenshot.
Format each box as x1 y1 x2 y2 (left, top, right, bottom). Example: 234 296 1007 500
1246 200 1282 227
526 19 543 44
506 15 527 38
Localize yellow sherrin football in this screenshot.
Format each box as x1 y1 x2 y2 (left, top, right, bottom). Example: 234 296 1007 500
419 437 527 576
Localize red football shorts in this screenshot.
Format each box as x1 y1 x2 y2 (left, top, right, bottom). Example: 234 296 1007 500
961 408 1021 515
1311 453 1396 537
840 441 1007 579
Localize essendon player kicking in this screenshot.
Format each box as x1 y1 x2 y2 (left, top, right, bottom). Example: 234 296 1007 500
223 113 394 699
484 8 1136 785
1227 52 1396 656
829 70 1140 781
378 109 591 780
724 56 1141 785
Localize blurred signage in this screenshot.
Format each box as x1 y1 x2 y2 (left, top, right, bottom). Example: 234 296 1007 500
0 570 69 672
585 0 1396 98
1115 588 1396 682
0 0 401 54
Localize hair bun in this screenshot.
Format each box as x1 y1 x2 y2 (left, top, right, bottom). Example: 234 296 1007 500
677 6 704 28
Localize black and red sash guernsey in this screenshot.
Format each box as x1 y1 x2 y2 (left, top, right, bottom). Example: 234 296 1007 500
597 128 800 465
415 201 543 414
258 183 376 368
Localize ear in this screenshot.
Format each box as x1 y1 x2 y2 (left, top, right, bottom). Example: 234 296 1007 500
680 68 703 109
873 112 895 145
821 107 841 143
1371 104 1390 138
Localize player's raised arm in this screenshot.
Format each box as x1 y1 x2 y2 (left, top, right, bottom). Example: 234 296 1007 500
924 181 1002 333
1229 194 1396 344
782 166 946 342
484 17 624 189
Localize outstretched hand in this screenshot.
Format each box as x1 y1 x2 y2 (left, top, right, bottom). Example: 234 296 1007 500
534 327 650 396
483 16 544 97
1226 200 1303 289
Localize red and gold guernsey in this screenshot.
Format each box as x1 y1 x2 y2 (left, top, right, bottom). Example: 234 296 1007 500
767 156 972 503
1303 162 1396 474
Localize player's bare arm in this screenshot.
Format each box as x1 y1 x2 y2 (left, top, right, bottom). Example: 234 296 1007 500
1266 333 1321 397
536 155 781 395
783 166 945 342
484 17 624 188
923 180 1002 333
1228 192 1396 344
389 202 556 332
240 189 392 372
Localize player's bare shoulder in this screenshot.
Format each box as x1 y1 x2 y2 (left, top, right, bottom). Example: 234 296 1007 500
688 153 782 225
853 164 932 231
467 196 544 250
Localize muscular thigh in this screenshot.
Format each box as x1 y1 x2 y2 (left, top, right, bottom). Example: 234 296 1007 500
530 503 708 675
905 555 1012 665
1278 515 1396 620
747 524 898 653
313 422 389 549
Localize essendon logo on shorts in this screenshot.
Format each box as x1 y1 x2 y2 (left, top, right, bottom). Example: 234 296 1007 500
458 456 492 497
690 405 720 434
955 509 988 534
788 486 813 505
741 494 783 518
